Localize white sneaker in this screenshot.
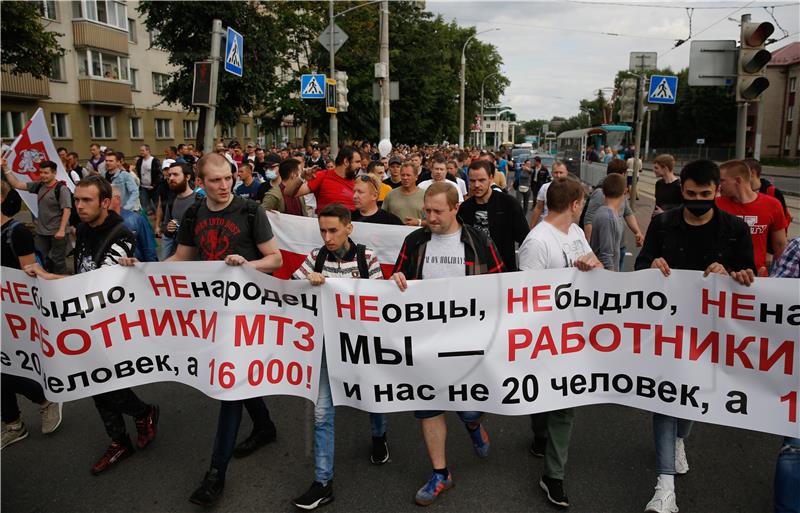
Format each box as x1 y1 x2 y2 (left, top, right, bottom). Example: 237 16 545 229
645 486 679 513
675 438 689 474
40 401 63 434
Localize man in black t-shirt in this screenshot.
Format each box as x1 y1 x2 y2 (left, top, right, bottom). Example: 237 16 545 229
352 175 402 224
383 155 403 189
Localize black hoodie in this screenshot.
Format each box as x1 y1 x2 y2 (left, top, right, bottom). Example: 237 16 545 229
74 210 135 273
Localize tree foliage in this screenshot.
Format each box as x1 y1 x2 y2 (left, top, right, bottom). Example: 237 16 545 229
0 1 64 78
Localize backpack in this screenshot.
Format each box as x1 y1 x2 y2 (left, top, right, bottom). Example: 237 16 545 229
313 243 370 278
54 182 80 227
765 184 793 225
76 222 129 268
3 219 45 266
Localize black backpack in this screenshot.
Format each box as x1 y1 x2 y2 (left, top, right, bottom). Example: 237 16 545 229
182 197 260 244
54 182 80 227
2 220 45 266
313 243 370 278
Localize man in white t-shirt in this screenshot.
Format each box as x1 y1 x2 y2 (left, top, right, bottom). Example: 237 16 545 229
418 155 464 203
529 160 568 228
517 176 602 509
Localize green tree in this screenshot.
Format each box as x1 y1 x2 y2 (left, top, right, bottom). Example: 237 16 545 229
0 1 64 78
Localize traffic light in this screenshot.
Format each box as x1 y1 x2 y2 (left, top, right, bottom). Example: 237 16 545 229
336 71 349 112
618 78 637 123
737 21 774 101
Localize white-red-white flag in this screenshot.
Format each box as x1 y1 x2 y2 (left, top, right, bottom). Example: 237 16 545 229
3 108 74 216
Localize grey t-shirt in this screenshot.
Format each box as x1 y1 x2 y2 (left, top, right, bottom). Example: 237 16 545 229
163 191 197 234
27 181 72 236
589 205 623 271
584 184 631 230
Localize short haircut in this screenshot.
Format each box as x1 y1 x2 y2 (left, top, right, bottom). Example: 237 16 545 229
680 159 720 187
141 144 151 152
430 154 447 167
76 176 112 201
602 173 626 199
279 158 301 181
720 159 751 180
318 202 352 224
68 151 79 159
106 151 123 162
57 146 67 154
177 143 185 151
169 146 178 154
335 146 357 166
468 159 495 177
196 152 231 180
534 156 542 163
39 160 58 172
742 158 762 177
356 174 380 193
425 181 459 209
652 154 675 171
90 143 100 150
546 176 584 212
401 161 419 174
552 160 567 172
238 162 253 173
367 160 384 174
169 162 193 181
606 159 627 175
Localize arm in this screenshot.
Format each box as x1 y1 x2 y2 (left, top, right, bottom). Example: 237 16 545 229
24 263 67 280
250 238 283 273
55 207 71 239
771 228 788 262
590 215 616 270
154 192 164 237
3 169 27 190
123 175 139 211
292 182 311 198
624 214 644 247
261 191 281 211
529 200 544 228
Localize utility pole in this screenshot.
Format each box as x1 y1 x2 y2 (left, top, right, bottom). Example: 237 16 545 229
735 13 751 160
379 0 390 142
644 107 652 161
328 0 338 158
630 72 647 209
203 19 223 153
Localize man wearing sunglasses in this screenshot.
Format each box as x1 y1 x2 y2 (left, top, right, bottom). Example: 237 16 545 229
352 175 402 225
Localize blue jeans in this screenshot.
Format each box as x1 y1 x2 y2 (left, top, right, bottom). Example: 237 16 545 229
619 245 627 271
775 437 800 513
210 397 272 480
159 235 177 261
139 186 155 214
315 352 386 485
653 413 693 474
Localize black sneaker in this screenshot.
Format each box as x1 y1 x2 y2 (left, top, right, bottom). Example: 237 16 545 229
539 475 569 508
189 468 225 506
530 437 547 458
291 481 333 510
233 423 277 458
370 435 389 465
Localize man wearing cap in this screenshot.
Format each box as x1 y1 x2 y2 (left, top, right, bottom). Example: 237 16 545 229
384 156 403 189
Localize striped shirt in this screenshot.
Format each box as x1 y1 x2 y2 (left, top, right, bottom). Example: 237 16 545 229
293 242 383 280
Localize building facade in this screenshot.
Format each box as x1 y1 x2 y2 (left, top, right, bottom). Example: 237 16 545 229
0 0 259 162
756 41 799 159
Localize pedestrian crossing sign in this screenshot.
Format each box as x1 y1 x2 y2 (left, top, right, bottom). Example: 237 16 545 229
301 74 326 99
648 75 678 104
224 27 243 77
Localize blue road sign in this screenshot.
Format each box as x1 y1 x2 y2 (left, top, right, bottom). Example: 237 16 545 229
648 75 678 104
224 27 243 77
300 74 326 99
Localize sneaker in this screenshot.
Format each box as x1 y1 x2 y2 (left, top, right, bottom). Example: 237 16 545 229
467 423 490 458
644 486 678 513
370 435 389 465
40 401 63 434
530 437 547 458
415 472 454 506
539 475 569 508
291 481 333 510
189 468 225 506
675 438 689 475
91 439 133 475
1 421 28 449
233 423 277 458
135 404 159 450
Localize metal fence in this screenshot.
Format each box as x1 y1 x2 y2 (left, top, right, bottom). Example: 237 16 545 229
643 147 736 165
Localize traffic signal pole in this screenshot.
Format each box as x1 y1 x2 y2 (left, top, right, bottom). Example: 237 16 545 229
203 19 223 153
735 14 751 160
328 0 338 158
630 72 647 210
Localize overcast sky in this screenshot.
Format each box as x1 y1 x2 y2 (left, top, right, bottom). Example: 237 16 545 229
428 0 800 121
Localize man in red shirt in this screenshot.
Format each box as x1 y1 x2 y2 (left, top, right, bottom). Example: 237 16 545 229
716 159 788 271
290 146 360 213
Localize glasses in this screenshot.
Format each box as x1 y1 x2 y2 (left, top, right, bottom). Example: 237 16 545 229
357 175 379 192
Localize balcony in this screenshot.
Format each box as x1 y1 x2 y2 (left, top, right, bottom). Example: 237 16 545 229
78 78 132 106
1 67 50 99
72 20 129 54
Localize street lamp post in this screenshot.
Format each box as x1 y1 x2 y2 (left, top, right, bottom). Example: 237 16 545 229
459 28 499 148
480 71 499 149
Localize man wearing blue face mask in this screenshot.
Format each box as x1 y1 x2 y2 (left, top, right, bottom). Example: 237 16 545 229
261 157 307 216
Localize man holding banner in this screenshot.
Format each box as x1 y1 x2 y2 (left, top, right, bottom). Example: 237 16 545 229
390 182 504 506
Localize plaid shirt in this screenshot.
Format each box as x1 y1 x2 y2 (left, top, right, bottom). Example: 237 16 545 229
771 237 800 278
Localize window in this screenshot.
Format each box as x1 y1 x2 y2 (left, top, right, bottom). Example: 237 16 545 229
39 1 56 20
789 106 795 122
1 112 27 139
50 113 70 139
152 72 169 94
222 124 236 139
155 118 172 139
130 117 142 139
78 49 129 81
49 56 65 81
130 68 139 90
183 120 198 140
90 115 115 139
73 1 127 31
149 28 161 48
790 77 797 93
243 122 251 139
127 18 137 43
785 135 790 150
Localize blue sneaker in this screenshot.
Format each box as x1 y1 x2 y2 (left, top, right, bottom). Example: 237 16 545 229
414 472 453 506
468 423 490 458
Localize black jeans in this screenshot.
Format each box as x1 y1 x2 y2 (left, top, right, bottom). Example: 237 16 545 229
1 374 46 423
93 388 149 444
210 397 273 479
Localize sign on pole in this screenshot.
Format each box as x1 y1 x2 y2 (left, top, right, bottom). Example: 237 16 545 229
629 51 657 73
224 27 243 77
689 40 737 86
301 74 326 99
648 75 678 104
192 61 212 106
318 23 348 54
326 78 337 113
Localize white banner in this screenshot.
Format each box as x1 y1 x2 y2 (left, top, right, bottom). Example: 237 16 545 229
322 269 800 437
3 108 75 217
1 263 323 402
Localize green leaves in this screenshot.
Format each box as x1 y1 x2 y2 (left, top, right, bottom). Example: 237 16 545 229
0 1 64 78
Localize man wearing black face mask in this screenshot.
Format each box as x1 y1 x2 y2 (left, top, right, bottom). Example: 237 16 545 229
633 159 755 513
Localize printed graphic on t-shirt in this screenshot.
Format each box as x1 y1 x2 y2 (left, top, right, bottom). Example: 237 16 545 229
196 218 243 260
561 239 588 267
474 209 490 238
739 215 767 234
424 254 465 265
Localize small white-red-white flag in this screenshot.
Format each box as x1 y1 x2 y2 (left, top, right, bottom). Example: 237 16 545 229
3 108 74 216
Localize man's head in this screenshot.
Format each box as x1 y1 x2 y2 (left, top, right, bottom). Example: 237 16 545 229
367 160 385 180
139 144 151 158
468 160 494 200
237 163 255 184
551 160 568 179
335 146 361 179
57 147 67 164
424 182 460 235
546 176 585 223
353 175 380 212
246 143 255 154
606 158 628 176
67 152 79 169
446 160 458 177
38 160 58 184
74 176 112 225
719 160 752 199
652 154 675 178
197 153 234 203
601 172 626 200
400 161 419 190
743 158 763 190
110 184 123 214
90 143 101 157
430 156 448 182
166 146 178 159
360 151 370 171
388 155 403 180
317 203 353 252
214 142 227 154
105 151 121 172
680 159 720 204
168 162 193 193
279 158 301 185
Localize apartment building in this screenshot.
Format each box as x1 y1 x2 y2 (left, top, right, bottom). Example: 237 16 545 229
0 0 258 161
